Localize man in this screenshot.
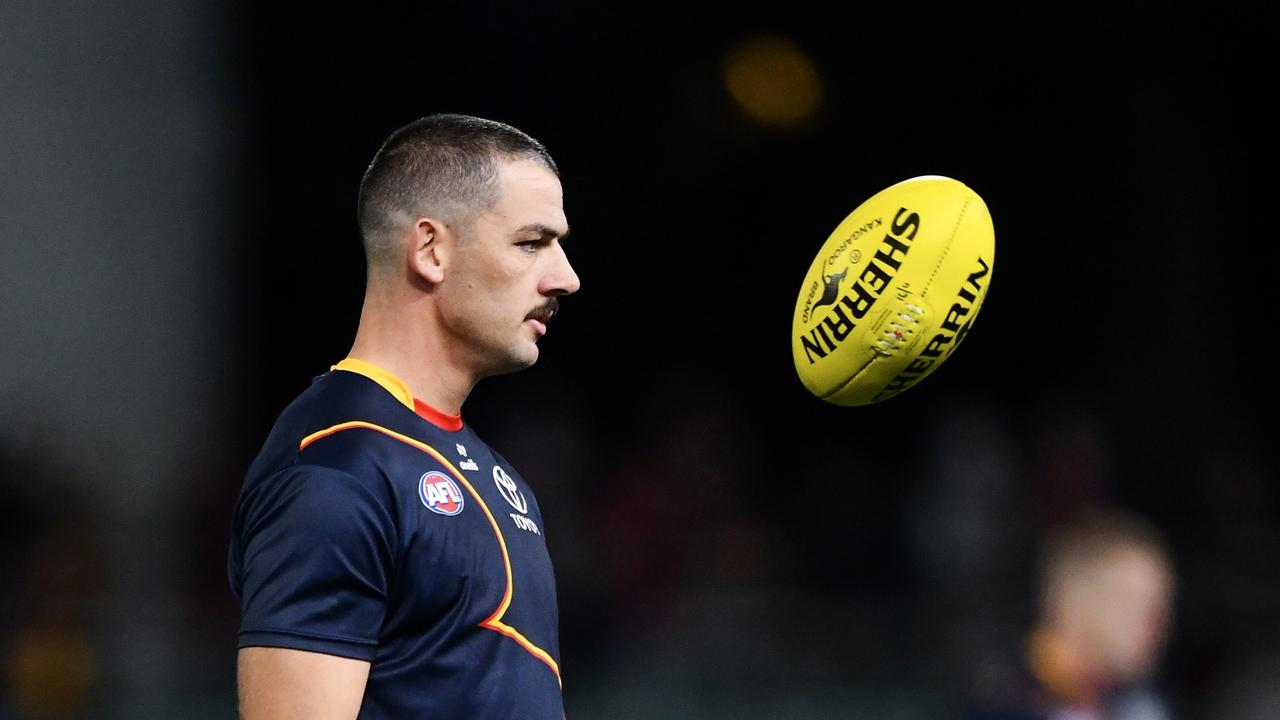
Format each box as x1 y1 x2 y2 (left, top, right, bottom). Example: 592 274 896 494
971 508 1177 720
228 114 580 719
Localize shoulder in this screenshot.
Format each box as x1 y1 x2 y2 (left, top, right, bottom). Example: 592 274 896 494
238 369 483 524
1109 685 1172 720
283 369 412 438
230 462 400 592
960 663 1053 720
248 370 428 474
240 463 396 529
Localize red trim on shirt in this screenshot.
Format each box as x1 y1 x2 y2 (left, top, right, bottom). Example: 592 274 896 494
414 398 464 432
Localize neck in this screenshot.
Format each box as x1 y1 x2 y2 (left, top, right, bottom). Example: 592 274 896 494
348 282 476 415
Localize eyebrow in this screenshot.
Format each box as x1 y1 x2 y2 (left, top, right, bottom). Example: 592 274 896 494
515 223 570 241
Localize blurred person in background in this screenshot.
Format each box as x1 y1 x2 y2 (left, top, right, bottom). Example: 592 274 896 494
1 441 104 720
970 508 1177 720
228 114 580 719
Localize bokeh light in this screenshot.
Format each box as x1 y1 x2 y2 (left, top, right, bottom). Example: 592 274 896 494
723 35 823 129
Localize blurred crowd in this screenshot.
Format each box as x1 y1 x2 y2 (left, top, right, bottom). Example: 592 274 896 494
3 375 1279 718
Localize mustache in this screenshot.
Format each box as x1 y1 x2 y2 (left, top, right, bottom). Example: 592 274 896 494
525 299 560 321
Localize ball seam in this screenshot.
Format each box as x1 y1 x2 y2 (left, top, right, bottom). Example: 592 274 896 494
920 196 971 298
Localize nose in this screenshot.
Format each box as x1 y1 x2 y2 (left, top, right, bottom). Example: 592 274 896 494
539 242 581 296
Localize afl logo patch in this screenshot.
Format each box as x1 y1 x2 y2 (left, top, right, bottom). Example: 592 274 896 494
419 471 465 516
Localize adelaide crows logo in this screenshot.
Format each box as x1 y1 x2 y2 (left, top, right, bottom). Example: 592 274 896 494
419 471 465 515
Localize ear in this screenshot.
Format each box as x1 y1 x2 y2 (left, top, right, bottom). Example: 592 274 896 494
407 217 450 285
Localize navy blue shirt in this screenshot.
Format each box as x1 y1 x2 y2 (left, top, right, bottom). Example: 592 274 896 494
229 359 563 719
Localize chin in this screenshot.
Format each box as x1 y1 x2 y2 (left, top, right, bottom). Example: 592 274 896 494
490 346 539 376
1109 654 1156 684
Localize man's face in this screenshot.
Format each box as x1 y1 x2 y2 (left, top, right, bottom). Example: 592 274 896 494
439 158 579 378
1082 546 1174 683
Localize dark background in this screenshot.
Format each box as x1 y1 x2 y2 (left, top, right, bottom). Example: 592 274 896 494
2 1 1276 718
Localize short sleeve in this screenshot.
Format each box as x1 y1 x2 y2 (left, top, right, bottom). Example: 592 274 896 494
232 465 396 660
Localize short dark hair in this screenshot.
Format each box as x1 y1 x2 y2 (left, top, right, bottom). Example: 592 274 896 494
356 114 558 273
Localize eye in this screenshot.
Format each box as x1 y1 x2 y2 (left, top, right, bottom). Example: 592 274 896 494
516 239 541 252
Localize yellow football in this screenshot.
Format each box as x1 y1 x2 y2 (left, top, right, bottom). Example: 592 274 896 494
791 175 995 405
